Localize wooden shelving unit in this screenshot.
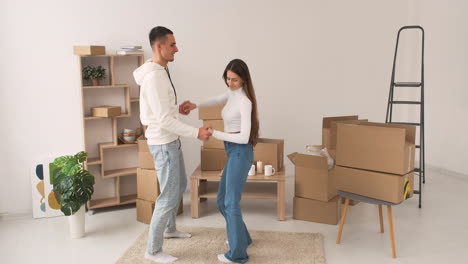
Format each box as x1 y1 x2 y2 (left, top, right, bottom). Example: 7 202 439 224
77 51 144 210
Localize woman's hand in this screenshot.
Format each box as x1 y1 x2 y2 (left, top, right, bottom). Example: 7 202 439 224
179 101 196 115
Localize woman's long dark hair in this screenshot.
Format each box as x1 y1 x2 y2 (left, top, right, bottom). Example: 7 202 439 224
222 59 260 146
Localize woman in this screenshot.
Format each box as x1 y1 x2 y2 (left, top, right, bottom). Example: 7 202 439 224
181 59 259 263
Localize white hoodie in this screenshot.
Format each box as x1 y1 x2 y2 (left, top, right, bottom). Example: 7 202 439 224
134 60 198 145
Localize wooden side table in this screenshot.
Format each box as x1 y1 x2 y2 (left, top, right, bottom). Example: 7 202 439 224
190 165 286 221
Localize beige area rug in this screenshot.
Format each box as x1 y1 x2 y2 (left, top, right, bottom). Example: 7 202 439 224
117 226 325 264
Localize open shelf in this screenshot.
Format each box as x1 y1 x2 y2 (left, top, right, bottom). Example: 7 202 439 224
82 84 129 89
120 194 137 204
86 157 102 166
199 181 277 200
84 113 130 120
103 167 138 178
88 196 120 209
79 54 144 58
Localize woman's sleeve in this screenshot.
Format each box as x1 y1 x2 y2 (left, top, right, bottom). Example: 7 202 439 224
195 91 229 107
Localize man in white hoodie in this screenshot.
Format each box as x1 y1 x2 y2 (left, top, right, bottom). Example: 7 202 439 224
134 26 211 263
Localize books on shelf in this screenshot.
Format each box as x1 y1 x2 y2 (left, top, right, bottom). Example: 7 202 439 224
116 50 144 55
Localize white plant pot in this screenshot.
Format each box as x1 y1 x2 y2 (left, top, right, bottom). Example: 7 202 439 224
68 205 86 239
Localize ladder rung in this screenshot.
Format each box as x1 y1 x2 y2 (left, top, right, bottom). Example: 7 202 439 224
414 190 420 195
393 82 422 87
391 101 421 105
414 168 423 173
389 122 421 126
416 145 420 149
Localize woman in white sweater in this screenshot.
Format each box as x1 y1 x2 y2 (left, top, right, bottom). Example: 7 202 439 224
181 59 259 263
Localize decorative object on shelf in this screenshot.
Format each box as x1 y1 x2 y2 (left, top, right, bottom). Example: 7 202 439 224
73 45 106 56
119 127 143 144
82 65 106 86
116 45 144 55
52 151 95 238
91 106 122 117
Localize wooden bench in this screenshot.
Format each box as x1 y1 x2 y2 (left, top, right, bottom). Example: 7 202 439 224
190 165 286 220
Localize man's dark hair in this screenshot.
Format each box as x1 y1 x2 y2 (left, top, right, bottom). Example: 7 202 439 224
149 26 173 47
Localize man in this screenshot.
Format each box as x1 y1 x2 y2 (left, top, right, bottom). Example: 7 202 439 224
133 26 211 263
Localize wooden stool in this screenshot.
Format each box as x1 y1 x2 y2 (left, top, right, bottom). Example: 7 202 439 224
336 190 398 258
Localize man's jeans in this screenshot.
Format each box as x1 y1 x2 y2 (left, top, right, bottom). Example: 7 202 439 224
146 139 186 254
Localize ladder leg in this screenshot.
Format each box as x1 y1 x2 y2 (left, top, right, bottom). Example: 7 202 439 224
336 198 350 244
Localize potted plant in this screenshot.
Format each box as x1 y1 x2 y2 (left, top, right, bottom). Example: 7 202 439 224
82 65 106 86
52 151 95 238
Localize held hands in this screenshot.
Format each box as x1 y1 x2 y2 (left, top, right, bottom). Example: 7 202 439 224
197 126 213 141
179 100 196 115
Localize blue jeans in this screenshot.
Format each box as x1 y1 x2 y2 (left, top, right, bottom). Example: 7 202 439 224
217 141 254 263
146 139 186 254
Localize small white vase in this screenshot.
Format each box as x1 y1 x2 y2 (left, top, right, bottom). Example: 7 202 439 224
68 205 86 239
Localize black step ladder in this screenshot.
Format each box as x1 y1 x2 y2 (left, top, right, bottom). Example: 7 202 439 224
385 25 425 209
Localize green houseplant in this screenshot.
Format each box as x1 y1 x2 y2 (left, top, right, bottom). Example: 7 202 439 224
82 65 106 86
52 151 95 238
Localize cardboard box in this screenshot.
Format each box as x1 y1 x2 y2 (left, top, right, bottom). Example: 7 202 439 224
201 148 227 171
137 199 184 224
336 122 416 175
137 168 160 201
136 199 154 224
137 136 150 152
91 106 121 117
334 166 414 204
138 137 155 169
329 119 368 151
203 120 225 149
73 45 106 55
139 153 154 170
322 116 359 150
198 105 225 120
254 138 284 171
293 196 341 225
288 152 337 202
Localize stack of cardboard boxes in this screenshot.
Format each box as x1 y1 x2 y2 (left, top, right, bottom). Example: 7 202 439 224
334 122 415 204
289 116 416 226
199 105 228 171
136 136 183 224
289 116 367 225
198 105 285 173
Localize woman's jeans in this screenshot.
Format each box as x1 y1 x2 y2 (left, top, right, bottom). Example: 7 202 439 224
217 141 254 263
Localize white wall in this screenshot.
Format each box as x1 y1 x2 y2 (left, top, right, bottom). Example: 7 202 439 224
2 0 467 216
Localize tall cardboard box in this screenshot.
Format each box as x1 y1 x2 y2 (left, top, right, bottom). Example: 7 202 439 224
334 166 414 204
288 152 337 202
137 168 160 201
293 196 341 225
137 199 184 224
322 116 359 150
201 148 228 171
254 138 284 171
203 120 225 149
198 105 225 120
138 137 155 169
336 122 416 175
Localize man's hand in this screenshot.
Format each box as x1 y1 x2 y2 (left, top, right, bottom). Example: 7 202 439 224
197 126 212 141
179 100 196 115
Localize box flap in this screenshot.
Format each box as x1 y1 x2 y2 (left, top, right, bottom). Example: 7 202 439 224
288 152 327 169
322 115 359 129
